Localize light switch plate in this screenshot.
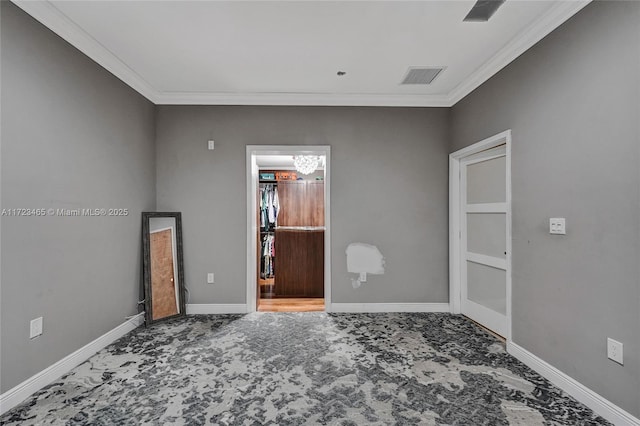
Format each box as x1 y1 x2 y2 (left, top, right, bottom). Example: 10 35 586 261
549 218 566 235
607 338 623 365
30 317 43 339
207 273 215 284
207 140 215 150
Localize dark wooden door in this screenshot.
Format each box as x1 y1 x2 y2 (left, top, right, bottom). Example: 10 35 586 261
277 181 324 227
275 229 324 297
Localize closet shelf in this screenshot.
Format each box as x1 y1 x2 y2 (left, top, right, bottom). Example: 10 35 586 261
262 227 325 233
276 226 326 231
260 180 323 184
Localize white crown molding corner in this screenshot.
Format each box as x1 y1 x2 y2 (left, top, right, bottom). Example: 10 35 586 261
446 0 592 106
155 91 452 107
329 303 450 313
507 341 640 426
0 312 145 416
11 0 159 104
186 304 248 315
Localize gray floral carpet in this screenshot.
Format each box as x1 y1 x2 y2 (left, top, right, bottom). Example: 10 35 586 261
1 313 609 425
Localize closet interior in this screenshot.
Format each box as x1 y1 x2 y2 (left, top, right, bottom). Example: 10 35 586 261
257 159 325 312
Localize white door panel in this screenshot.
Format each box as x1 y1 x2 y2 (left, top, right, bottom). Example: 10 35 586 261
467 213 506 259
466 155 506 204
461 146 508 337
466 261 507 315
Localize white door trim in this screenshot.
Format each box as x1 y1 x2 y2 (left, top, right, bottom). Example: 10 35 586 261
246 145 332 313
449 130 512 341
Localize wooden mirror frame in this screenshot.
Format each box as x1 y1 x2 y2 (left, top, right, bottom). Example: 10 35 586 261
142 212 186 325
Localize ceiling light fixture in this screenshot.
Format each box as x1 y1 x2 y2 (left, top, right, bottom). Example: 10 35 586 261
293 155 320 175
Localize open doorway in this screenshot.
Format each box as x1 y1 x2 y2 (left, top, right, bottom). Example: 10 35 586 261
246 146 331 313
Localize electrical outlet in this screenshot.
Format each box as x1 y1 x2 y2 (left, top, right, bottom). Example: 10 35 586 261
207 140 215 150
607 338 623 365
207 273 215 284
549 218 566 235
30 317 43 339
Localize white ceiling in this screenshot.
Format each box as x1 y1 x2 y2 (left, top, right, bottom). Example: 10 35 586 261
14 0 590 106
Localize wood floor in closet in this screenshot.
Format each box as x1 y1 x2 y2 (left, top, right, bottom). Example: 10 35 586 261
257 298 324 312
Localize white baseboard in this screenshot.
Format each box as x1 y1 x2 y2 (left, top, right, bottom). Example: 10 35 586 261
186 303 450 314
507 341 640 426
186 304 248 314
0 312 145 416
329 303 450 313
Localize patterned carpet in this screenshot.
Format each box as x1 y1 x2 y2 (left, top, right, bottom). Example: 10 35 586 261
1 313 609 425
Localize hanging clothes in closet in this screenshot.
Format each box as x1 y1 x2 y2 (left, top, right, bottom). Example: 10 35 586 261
260 184 280 231
260 234 276 279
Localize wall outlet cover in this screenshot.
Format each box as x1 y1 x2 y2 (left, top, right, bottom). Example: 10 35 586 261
607 338 623 365
207 273 215 284
30 317 43 339
549 217 566 235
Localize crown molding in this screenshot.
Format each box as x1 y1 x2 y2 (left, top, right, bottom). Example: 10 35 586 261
12 0 590 108
155 91 452 107
12 0 159 104
447 0 592 105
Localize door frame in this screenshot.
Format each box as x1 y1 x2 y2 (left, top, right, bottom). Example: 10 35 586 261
449 130 512 341
246 145 331 313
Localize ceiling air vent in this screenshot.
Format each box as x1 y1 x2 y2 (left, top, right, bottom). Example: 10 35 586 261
400 67 445 85
464 0 506 22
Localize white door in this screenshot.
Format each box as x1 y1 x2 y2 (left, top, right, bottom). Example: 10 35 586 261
460 145 508 336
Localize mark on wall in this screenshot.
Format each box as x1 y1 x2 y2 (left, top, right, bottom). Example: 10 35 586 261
346 243 385 289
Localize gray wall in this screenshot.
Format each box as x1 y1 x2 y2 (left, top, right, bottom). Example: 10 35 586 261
0 2 156 392
156 106 450 305
451 1 640 417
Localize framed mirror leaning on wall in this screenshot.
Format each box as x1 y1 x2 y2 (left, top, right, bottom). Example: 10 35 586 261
142 212 186 325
